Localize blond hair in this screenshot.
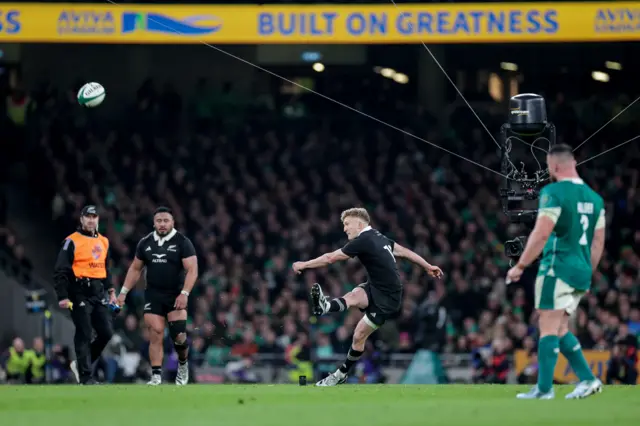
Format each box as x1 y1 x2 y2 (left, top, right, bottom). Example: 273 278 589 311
340 207 371 225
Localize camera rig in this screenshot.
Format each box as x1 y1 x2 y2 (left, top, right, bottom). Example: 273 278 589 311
499 94 556 260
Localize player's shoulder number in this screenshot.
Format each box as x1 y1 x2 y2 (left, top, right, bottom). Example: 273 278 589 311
383 244 396 263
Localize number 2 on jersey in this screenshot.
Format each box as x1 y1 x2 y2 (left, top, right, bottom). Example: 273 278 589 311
579 214 589 246
384 245 396 262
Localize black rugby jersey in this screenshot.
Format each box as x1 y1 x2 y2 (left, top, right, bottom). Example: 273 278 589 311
342 227 402 311
135 229 196 293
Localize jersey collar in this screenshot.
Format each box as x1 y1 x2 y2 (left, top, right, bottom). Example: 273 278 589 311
77 228 98 237
559 177 584 184
153 228 177 246
358 226 372 236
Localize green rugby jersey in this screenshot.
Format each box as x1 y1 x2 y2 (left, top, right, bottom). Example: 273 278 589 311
536 178 605 291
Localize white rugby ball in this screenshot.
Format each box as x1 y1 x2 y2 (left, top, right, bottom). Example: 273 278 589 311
77 82 106 108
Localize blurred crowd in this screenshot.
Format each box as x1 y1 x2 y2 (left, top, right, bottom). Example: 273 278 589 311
2 58 639 384
0 337 73 384
0 190 33 285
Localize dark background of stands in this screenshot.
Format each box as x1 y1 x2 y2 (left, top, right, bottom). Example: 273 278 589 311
0 0 638 384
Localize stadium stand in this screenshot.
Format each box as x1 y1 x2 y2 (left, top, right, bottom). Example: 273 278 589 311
0 8 638 384
2 72 638 384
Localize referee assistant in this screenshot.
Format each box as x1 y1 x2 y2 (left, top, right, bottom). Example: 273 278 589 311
53 205 115 385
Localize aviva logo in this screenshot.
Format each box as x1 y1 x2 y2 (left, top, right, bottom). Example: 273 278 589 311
121 12 222 35
594 8 640 33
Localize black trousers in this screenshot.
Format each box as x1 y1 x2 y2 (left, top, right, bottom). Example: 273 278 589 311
606 358 639 385
70 298 114 382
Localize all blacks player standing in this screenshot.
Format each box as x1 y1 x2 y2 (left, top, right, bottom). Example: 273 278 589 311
117 207 198 385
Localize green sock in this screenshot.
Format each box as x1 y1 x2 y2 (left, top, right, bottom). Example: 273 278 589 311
559 332 595 382
538 335 559 393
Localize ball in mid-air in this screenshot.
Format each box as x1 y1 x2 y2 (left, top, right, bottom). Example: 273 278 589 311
77 82 106 107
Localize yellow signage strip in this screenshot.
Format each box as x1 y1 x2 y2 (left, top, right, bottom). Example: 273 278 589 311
0 3 639 43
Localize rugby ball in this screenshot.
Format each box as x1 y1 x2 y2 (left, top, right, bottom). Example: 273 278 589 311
77 82 106 108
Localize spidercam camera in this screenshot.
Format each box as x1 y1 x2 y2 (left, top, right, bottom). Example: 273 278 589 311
500 94 556 260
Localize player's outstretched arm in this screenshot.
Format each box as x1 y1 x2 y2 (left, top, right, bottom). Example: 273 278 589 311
292 249 350 274
393 244 443 278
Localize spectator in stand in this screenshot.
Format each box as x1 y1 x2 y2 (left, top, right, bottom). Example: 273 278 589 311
0 226 33 284
606 323 639 385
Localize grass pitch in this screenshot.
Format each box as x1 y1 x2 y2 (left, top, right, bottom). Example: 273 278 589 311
1 384 638 426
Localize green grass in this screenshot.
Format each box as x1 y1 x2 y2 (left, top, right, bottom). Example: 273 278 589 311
0 385 638 426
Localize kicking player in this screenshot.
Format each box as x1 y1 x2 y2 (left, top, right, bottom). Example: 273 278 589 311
507 144 605 400
293 207 443 386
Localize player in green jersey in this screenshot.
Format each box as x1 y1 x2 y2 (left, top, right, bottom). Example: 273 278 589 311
507 144 606 400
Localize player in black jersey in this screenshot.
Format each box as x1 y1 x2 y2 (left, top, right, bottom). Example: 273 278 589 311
117 207 198 386
293 207 443 386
